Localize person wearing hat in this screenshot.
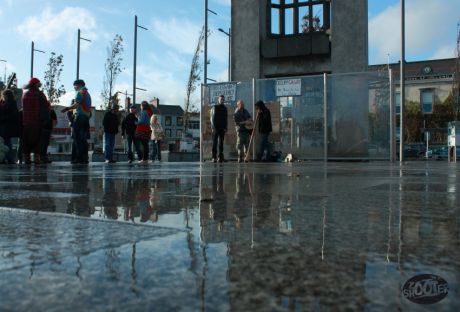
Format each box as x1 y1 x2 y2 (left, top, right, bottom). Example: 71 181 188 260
62 79 92 164
254 100 272 161
233 100 252 163
102 104 120 163
21 77 50 164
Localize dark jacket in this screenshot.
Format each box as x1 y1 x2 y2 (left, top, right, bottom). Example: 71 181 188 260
0 99 20 138
258 107 272 135
211 104 227 130
103 111 119 134
234 108 251 133
121 113 137 137
43 109 57 131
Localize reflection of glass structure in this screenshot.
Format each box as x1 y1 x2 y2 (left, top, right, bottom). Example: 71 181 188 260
201 72 391 161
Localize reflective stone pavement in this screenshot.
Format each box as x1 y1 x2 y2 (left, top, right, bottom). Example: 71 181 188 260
0 162 459 311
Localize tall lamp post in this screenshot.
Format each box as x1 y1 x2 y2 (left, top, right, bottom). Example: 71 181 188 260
204 0 217 84
133 15 148 108
0 59 6 83
31 41 45 78
399 0 405 162
218 28 231 81
77 29 92 80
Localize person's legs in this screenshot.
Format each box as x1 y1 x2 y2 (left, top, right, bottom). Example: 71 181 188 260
40 129 52 163
104 133 115 161
127 135 134 161
218 129 225 161
142 139 149 161
156 140 161 161
150 140 156 161
3 137 14 163
212 130 218 161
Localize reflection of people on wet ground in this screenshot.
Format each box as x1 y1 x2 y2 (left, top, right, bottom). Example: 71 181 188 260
67 170 92 217
122 179 136 222
102 171 119 219
234 172 251 229
136 182 153 223
254 173 273 226
210 172 226 232
148 186 159 222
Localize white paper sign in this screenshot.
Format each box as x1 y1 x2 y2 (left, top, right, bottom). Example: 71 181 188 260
276 79 301 97
209 83 236 103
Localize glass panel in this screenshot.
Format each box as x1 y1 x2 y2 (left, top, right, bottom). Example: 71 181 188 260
285 8 294 35
312 4 324 31
395 93 400 114
285 0 294 4
421 90 433 113
256 75 325 160
271 0 280 4
271 8 280 35
299 6 310 33
202 81 254 161
328 72 390 159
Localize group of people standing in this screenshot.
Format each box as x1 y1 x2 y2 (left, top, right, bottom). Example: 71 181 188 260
0 77 59 164
210 94 272 163
105 100 164 164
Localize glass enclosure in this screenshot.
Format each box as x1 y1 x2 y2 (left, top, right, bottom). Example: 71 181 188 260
201 72 391 161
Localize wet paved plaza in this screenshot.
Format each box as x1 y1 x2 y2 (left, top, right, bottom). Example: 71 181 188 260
0 161 459 311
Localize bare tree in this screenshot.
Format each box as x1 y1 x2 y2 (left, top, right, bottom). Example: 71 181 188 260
184 26 206 133
43 53 66 106
101 34 124 110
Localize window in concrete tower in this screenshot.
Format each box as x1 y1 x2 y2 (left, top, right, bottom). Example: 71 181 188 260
270 0 330 36
421 89 434 114
395 93 400 115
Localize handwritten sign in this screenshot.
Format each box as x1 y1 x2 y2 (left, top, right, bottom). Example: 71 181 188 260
276 79 301 97
209 83 236 103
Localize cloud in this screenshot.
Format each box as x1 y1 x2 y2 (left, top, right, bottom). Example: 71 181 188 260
369 0 459 64
17 7 97 44
150 17 228 62
431 45 457 60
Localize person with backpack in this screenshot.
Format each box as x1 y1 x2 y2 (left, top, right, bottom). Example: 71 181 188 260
61 79 92 164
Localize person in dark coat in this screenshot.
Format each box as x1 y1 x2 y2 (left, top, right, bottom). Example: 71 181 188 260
0 89 20 164
102 104 120 163
210 94 228 162
255 100 272 161
122 106 140 163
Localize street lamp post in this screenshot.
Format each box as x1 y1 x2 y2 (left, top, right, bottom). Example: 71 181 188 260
31 41 45 78
400 0 405 162
133 15 148 108
204 0 217 84
77 29 92 80
0 59 6 83
218 28 231 81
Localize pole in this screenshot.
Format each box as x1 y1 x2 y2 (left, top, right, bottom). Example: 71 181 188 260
204 0 208 84
399 0 405 162
77 29 81 80
323 73 328 161
389 69 395 162
31 41 34 78
228 28 231 81
133 15 138 108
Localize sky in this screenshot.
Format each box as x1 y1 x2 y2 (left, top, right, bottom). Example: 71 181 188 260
0 0 459 109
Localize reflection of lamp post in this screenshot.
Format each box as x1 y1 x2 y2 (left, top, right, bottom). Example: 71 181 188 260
133 15 148 108
31 41 45 78
0 59 6 83
77 29 92 80
204 0 217 84
218 28 231 82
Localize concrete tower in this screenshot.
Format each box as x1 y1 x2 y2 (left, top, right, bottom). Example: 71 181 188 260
231 0 368 80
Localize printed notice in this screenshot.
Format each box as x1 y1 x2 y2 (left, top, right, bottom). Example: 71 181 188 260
209 83 237 103
276 79 301 97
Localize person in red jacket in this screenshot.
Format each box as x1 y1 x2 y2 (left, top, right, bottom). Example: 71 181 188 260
22 77 50 164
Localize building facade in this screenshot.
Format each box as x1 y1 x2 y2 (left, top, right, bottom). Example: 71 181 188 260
231 0 368 80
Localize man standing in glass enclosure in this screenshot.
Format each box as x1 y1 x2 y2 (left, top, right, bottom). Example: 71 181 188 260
210 94 228 162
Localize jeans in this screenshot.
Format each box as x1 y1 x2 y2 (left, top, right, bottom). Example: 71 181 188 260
212 129 226 160
1 136 14 163
73 115 89 163
126 135 134 161
150 140 162 161
135 138 149 161
256 133 270 161
104 132 115 161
